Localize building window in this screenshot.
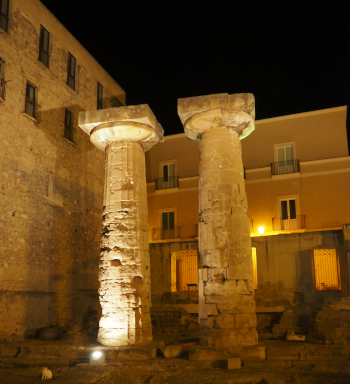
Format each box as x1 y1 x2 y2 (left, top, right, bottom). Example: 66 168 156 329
162 210 175 238
271 143 299 175
67 53 76 90
155 162 178 190
252 247 258 289
64 109 73 142
97 83 103 109
0 60 5 99
313 249 340 290
38 25 50 67
151 209 181 240
25 82 36 118
272 195 306 231
0 0 9 32
171 250 198 292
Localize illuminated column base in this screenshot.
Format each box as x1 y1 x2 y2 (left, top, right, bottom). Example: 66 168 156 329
178 93 258 347
79 106 163 346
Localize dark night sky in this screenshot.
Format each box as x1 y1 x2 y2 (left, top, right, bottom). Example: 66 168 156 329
40 1 349 138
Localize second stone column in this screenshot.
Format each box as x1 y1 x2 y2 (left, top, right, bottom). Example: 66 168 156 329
178 93 258 347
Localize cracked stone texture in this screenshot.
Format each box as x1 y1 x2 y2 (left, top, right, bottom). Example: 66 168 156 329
98 141 152 346
178 93 258 347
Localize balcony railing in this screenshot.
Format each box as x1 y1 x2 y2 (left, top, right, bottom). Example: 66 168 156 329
152 226 181 241
25 97 41 121
271 159 300 175
0 77 6 99
155 176 179 190
272 215 306 231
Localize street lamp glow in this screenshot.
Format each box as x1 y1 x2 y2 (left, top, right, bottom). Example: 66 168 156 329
258 226 265 235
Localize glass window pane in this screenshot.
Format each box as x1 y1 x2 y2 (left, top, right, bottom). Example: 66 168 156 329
1 0 9 14
43 30 49 51
168 163 175 177
162 212 168 230
277 147 285 162
289 200 296 219
169 211 175 230
285 146 293 161
281 200 288 220
163 165 168 182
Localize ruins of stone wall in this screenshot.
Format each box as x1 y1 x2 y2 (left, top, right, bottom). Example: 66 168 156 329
148 229 349 342
253 230 346 340
0 0 124 340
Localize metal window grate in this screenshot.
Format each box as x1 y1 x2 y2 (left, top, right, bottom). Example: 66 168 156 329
314 249 340 290
173 250 198 292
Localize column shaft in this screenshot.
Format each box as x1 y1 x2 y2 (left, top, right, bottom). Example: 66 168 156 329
98 140 152 346
198 127 257 347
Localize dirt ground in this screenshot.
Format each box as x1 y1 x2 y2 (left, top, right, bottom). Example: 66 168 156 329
1 358 350 384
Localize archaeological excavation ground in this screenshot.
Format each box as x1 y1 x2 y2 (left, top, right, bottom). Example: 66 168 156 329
1 0 350 383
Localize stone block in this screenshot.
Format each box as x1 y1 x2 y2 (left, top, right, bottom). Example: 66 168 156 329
213 314 235 329
228 345 266 360
266 341 306 361
235 313 257 328
116 346 157 360
201 328 258 348
189 346 227 361
0 344 20 357
227 357 241 369
164 345 182 358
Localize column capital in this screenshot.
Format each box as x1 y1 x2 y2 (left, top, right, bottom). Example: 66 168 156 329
177 93 255 141
78 104 164 151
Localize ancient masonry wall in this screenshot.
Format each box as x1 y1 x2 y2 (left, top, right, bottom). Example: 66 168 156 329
0 0 124 340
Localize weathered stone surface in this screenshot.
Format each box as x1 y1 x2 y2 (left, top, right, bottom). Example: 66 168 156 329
164 345 182 358
189 346 227 361
37 327 65 341
178 93 257 347
78 107 163 347
0 0 125 341
116 346 157 360
310 309 350 345
227 357 241 369
201 328 258 348
0 344 20 357
228 345 266 360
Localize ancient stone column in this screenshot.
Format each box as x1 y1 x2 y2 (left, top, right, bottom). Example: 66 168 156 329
79 105 163 346
178 93 258 347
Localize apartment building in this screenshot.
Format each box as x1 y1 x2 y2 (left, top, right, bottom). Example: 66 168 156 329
146 106 350 340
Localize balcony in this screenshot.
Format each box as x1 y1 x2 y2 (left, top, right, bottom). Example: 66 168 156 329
155 176 179 190
0 77 6 99
152 226 181 241
272 215 306 231
271 159 300 176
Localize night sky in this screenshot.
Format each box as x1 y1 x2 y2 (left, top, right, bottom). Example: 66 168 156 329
40 1 349 138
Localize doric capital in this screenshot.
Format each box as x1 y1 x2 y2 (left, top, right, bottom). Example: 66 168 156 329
177 93 255 141
78 105 164 151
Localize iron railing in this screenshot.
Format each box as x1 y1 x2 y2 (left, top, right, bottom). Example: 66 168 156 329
0 77 5 99
152 226 181 241
155 176 179 190
272 215 306 231
271 159 300 175
25 96 41 121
